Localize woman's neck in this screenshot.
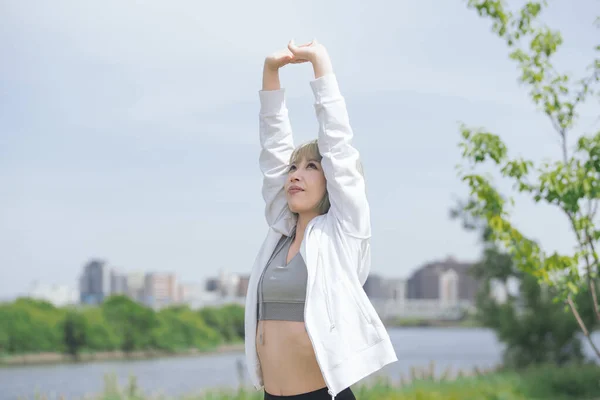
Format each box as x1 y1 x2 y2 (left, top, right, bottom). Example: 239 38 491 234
294 211 319 243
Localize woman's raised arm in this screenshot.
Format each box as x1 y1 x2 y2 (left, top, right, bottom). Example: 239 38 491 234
288 40 371 239
258 49 307 231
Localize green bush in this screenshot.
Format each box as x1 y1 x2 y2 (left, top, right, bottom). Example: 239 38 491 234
514 363 600 399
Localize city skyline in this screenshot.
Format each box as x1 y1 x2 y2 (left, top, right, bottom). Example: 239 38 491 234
2 1 598 298
20 253 481 323
11 253 461 301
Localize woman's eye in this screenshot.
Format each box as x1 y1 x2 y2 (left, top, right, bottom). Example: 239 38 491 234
288 165 296 172
307 163 317 169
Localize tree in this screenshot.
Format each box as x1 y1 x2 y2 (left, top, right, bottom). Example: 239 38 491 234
452 202 594 366
62 310 87 358
457 1 600 358
102 295 157 353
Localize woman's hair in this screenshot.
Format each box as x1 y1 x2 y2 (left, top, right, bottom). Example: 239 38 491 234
289 139 365 216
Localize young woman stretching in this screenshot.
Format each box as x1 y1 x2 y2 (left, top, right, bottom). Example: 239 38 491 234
244 39 398 400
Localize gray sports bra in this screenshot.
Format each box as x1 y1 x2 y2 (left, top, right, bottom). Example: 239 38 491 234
256 229 308 344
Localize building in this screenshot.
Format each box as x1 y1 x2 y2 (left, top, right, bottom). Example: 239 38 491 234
439 268 459 305
110 269 128 295
127 271 146 303
144 272 178 309
205 277 219 292
363 274 386 299
79 259 111 305
177 282 207 309
385 278 407 301
406 256 479 302
236 275 250 297
29 281 78 306
218 269 240 297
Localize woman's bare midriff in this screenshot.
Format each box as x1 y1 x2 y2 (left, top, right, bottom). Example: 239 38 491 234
256 319 327 396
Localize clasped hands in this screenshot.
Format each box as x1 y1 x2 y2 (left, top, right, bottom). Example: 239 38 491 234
264 39 332 78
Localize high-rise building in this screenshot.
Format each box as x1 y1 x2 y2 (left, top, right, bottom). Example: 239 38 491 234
110 269 128 295
363 273 386 299
79 259 110 305
406 256 479 302
127 271 146 303
144 272 177 309
205 278 219 292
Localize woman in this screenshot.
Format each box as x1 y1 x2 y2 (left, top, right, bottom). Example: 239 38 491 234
244 39 398 400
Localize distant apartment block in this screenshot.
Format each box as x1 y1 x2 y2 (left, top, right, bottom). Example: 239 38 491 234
110 269 128 295
363 274 386 299
406 256 479 302
205 277 219 292
145 272 178 309
363 275 406 300
79 259 111 305
127 271 146 303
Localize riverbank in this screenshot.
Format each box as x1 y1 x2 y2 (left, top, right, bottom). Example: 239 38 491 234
385 316 481 328
0 342 245 367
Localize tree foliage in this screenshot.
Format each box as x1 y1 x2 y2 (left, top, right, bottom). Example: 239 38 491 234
0 296 243 357
457 0 600 358
452 202 596 367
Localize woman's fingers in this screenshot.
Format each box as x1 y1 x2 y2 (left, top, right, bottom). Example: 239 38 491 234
298 40 315 48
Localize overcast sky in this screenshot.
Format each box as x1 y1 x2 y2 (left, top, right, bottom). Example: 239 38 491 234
1 0 599 298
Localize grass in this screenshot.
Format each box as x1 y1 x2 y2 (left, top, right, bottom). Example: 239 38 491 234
23 362 600 400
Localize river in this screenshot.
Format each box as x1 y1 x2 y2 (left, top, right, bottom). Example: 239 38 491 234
1 327 598 400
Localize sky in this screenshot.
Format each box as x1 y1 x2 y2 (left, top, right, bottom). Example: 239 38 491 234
1 0 599 298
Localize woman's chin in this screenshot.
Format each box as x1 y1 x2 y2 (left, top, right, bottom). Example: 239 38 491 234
288 202 308 214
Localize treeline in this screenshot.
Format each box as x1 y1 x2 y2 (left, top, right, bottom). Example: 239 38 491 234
0 295 244 357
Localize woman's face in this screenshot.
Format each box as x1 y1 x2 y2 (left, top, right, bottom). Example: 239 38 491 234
285 157 327 215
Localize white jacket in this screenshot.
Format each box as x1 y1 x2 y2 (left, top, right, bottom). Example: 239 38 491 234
244 73 398 399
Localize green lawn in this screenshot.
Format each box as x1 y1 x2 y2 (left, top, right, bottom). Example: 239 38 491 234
63 363 599 400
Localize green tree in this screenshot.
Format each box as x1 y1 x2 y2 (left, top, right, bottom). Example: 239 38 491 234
457 0 600 358
62 310 87 358
102 295 157 353
220 303 245 341
151 306 221 352
452 202 594 366
1 298 65 353
81 306 119 351
199 305 237 342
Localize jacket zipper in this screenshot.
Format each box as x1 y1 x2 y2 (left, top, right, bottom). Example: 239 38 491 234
319 251 335 331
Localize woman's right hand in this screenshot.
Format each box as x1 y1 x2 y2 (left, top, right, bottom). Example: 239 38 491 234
264 46 311 71
264 49 294 72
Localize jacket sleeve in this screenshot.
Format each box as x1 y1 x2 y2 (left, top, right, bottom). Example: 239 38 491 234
258 88 295 228
310 74 371 239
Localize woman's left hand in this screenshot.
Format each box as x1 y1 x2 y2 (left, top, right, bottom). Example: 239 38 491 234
287 39 333 78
